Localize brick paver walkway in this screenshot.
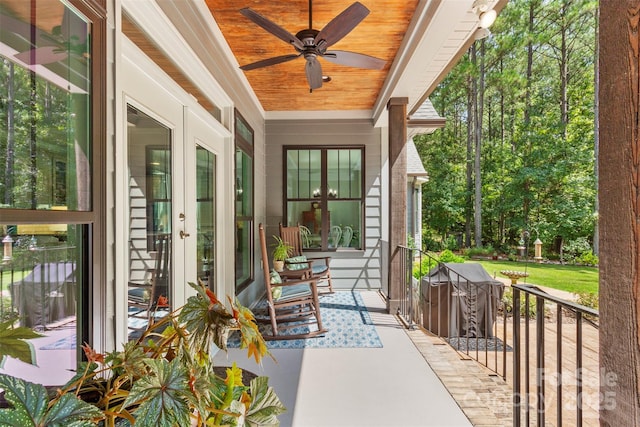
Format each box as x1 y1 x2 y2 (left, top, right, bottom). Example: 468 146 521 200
407 328 513 427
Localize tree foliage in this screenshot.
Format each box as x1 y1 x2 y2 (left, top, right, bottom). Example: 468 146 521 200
416 0 597 256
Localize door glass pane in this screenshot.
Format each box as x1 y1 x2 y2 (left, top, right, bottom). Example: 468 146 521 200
235 149 252 290
126 106 172 339
196 146 215 289
0 0 91 211
0 223 84 386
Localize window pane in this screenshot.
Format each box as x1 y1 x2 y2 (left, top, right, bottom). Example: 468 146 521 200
0 223 84 385
234 112 254 292
196 147 215 289
327 149 361 199
327 200 361 249
0 1 91 211
235 219 252 285
235 149 252 216
127 107 172 339
288 200 323 248
285 147 363 250
287 150 321 199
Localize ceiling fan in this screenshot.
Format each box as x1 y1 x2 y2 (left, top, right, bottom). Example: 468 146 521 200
239 0 386 90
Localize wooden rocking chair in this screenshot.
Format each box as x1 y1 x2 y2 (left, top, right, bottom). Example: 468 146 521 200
279 223 334 293
128 234 170 324
258 223 327 340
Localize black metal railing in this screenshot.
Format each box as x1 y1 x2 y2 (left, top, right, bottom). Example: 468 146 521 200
398 247 600 426
0 245 77 330
398 246 507 376
512 284 599 427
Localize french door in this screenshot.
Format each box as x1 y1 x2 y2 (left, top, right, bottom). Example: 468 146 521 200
120 44 230 342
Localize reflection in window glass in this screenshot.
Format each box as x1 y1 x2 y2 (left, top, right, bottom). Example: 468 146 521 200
285 147 364 250
234 113 253 292
0 0 94 386
196 147 215 289
0 0 91 211
0 223 84 386
127 106 173 339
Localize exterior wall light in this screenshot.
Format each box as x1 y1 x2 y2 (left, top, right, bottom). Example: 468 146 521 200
479 9 497 28
474 28 491 40
471 0 497 29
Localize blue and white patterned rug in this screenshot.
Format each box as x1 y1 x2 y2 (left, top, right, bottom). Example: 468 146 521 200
40 334 76 350
228 291 383 349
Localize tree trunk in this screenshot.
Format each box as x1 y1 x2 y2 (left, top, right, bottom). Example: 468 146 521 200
593 5 600 256
465 47 474 248
4 61 15 206
560 0 569 141
599 1 640 424
474 40 484 248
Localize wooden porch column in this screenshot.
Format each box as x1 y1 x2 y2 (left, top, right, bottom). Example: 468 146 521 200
387 97 408 314
600 1 640 424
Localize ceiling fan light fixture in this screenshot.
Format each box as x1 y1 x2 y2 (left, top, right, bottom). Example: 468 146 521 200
322 75 332 82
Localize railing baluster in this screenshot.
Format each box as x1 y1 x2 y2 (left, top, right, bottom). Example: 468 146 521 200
557 302 563 427
576 311 583 427
536 295 545 427
510 284 598 427
525 292 531 426
513 285 521 427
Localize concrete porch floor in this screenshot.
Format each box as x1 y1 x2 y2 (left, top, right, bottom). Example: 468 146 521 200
215 291 511 427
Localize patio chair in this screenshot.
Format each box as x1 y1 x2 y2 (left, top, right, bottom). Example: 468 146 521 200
279 223 334 293
128 234 170 323
258 223 326 340
341 225 353 247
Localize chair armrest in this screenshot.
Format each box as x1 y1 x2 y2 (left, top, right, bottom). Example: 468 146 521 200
279 267 312 280
306 256 331 264
271 277 318 288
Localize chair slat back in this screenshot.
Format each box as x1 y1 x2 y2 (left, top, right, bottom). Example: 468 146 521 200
279 224 304 257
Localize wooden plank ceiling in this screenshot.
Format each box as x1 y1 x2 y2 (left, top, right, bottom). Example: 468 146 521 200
204 0 418 112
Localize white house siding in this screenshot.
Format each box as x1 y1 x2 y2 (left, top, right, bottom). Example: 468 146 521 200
265 119 383 290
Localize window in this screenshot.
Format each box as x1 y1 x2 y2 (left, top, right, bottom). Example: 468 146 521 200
284 147 364 250
234 112 253 292
0 0 105 385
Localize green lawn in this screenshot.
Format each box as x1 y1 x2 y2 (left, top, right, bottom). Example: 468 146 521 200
0 269 31 291
471 259 598 295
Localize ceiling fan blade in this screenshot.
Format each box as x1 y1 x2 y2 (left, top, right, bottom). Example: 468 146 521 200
314 2 369 50
305 56 323 90
240 8 304 50
14 46 68 65
240 54 301 71
324 50 386 70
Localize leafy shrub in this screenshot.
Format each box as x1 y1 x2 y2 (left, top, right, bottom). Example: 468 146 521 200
413 255 438 279
422 236 443 251
444 235 460 251
438 249 465 263
563 237 592 263
464 246 495 258
0 297 18 322
577 251 598 266
575 291 599 310
501 287 538 317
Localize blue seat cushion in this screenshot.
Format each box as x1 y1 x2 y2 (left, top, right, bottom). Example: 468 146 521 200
312 265 329 275
277 283 312 301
